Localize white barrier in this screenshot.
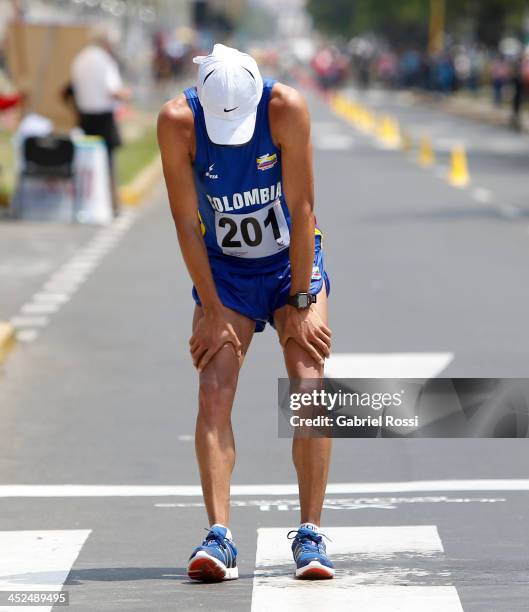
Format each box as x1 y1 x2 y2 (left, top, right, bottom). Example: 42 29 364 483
74 136 113 225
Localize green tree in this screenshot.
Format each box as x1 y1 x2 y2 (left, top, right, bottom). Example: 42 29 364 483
306 0 356 38
446 0 529 47
354 0 429 47
306 0 529 48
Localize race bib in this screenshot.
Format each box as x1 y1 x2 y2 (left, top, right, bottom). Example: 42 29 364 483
215 199 290 258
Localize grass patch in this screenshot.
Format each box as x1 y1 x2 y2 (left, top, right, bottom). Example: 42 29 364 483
116 125 159 187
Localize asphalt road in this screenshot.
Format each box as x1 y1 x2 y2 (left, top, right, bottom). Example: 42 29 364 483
1 89 529 611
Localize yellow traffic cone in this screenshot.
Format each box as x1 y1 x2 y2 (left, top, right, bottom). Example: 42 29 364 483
350 102 360 125
386 117 400 149
375 115 385 138
363 109 375 133
341 99 351 120
377 116 401 149
418 136 435 167
448 145 470 187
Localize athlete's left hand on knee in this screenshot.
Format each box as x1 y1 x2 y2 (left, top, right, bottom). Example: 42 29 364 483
279 307 332 365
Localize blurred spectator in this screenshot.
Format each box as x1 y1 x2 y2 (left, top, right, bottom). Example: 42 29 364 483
152 31 172 81
511 55 524 130
71 30 130 215
467 47 485 93
376 51 398 88
454 47 471 90
357 57 371 89
341 34 527 133
399 49 421 88
152 27 196 82
435 53 456 94
311 46 348 91
491 55 511 106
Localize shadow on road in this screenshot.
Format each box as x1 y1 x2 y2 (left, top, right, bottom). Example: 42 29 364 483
63 567 255 584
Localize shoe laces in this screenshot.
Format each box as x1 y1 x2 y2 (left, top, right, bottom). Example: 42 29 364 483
203 527 229 549
287 528 331 553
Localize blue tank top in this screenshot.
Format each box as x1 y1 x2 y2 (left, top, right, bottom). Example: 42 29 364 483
184 79 292 272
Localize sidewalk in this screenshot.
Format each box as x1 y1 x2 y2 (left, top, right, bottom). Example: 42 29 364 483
408 90 528 132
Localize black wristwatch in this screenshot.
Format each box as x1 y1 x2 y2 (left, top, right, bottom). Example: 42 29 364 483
287 292 317 310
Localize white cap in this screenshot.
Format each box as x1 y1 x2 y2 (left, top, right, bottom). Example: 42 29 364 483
193 44 263 145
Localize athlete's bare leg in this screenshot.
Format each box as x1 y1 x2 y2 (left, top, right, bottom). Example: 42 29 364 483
193 306 255 527
274 289 331 526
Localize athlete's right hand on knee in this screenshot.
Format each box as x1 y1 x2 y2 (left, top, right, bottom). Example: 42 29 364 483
190 310 243 373
279 306 332 366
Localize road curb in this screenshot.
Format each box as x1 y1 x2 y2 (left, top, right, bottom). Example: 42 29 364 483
0 322 16 364
119 156 162 206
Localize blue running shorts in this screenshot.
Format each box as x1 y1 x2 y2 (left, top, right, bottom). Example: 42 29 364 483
192 236 330 333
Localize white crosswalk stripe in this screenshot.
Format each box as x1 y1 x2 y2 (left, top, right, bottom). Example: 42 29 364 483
0 530 91 611
325 352 454 378
251 526 463 611
0 479 527 497
312 121 355 151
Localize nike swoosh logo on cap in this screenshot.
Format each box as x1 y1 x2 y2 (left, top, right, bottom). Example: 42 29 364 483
224 107 238 113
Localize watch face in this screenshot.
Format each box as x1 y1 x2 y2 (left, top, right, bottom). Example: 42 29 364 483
289 293 313 309
299 294 310 308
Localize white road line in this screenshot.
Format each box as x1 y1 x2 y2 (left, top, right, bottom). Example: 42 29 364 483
33 293 71 305
20 303 60 315
42 282 80 294
61 262 96 273
0 530 91 611
16 329 39 343
10 316 49 328
49 268 87 280
49 272 89 284
90 238 118 247
314 134 355 150
77 252 105 261
472 187 493 204
153 495 505 511
324 352 453 378
9 209 138 346
0 479 528 497
251 526 463 611
312 121 342 131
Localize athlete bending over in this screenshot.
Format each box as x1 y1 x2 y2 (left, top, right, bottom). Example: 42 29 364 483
158 44 333 581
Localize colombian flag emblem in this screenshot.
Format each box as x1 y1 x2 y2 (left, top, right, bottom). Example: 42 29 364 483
256 152 277 171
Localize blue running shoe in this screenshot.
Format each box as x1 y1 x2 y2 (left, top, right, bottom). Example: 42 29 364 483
288 526 334 579
187 525 238 582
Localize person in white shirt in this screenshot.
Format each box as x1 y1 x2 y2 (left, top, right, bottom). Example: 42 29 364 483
71 32 130 215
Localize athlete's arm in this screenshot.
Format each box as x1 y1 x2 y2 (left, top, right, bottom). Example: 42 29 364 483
158 96 242 371
270 84 315 294
270 85 332 364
